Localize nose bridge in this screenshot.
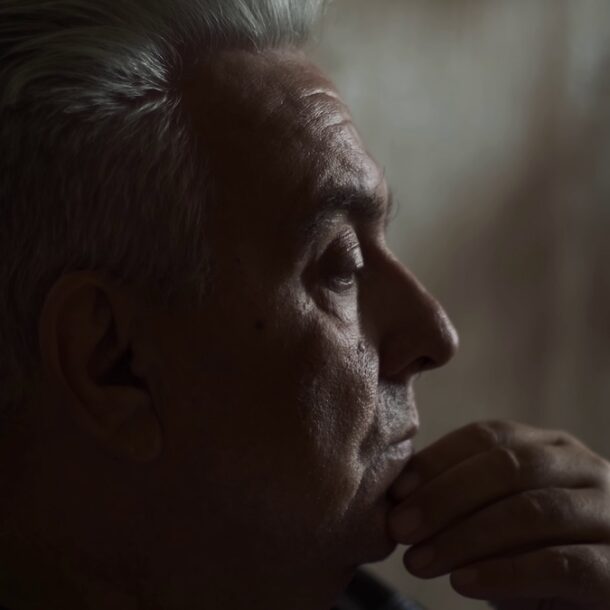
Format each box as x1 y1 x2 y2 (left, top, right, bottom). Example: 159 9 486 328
376 255 459 378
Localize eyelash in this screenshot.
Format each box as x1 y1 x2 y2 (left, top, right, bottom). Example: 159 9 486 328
322 239 365 293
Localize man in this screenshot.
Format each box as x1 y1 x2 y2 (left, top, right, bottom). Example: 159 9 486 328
0 1 608 609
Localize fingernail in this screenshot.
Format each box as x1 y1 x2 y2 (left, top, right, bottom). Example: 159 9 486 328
394 472 420 498
453 568 477 587
407 545 435 571
393 507 422 540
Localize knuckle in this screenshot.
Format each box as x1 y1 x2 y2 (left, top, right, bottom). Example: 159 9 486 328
551 429 577 446
533 546 608 599
543 546 598 589
494 442 556 489
491 445 523 486
579 460 610 497
517 489 551 524
518 488 573 527
468 420 508 449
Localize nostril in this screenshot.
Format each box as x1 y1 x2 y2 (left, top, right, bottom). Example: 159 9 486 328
414 356 435 373
377 271 459 380
383 356 435 384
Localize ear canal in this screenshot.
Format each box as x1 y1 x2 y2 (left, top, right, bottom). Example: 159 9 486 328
99 348 146 390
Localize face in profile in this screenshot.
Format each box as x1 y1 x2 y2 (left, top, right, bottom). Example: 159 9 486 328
31 47 458 609
117 47 459 600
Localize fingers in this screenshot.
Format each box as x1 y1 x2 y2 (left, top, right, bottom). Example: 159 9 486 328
389 442 606 546
449 544 610 605
389 420 610 609
392 420 572 499
395 487 610 580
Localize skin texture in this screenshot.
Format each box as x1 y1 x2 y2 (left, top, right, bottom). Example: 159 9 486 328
0 48 458 610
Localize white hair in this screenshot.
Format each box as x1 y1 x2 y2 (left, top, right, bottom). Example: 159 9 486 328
0 0 327 411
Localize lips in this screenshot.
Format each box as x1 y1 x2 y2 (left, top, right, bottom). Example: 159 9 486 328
380 382 419 448
389 424 419 447
383 425 418 482
385 438 414 464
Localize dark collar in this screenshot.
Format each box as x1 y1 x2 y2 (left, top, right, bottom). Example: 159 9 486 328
0 570 425 610
334 569 426 610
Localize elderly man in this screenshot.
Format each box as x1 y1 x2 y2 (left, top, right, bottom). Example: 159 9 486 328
0 1 609 609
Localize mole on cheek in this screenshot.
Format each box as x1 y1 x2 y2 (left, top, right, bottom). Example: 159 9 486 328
255 319 267 331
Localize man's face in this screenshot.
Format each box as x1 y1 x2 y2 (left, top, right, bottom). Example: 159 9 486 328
134 48 458 602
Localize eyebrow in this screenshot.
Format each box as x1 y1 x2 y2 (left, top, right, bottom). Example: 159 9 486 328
300 186 396 244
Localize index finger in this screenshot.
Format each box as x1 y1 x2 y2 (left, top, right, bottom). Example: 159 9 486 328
391 419 569 499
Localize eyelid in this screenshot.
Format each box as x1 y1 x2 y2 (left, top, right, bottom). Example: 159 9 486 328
330 230 364 263
341 232 364 265
322 230 365 290
334 227 361 249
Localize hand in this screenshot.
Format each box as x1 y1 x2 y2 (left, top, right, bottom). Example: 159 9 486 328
387 420 610 610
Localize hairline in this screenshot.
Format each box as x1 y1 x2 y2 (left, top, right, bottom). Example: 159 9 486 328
0 0 329 411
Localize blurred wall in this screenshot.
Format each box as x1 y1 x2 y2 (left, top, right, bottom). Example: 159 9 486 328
309 1 610 608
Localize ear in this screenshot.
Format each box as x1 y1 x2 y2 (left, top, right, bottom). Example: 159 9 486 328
38 272 163 463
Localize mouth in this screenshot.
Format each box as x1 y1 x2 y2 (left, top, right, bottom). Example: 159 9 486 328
381 382 419 447
389 424 419 447
385 437 415 462
380 426 418 491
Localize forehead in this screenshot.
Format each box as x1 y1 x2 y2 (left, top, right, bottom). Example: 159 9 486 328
182 48 386 245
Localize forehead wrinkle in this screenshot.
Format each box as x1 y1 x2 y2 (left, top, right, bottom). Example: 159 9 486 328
268 82 385 250
296 88 350 121
266 87 353 151
302 94 353 135
191 49 353 154
186 49 330 135
300 87 341 101
185 48 388 250
287 128 388 248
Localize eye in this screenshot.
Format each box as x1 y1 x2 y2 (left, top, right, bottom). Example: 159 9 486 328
320 233 365 293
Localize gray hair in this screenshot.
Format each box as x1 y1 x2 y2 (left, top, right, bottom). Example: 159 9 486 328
0 0 327 411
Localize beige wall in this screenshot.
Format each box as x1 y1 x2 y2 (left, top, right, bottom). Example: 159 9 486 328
310 2 610 608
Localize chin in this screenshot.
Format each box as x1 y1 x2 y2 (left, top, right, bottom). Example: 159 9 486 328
340 444 412 565
331 482 401 570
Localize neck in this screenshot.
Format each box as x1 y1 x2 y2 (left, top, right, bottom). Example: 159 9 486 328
0 526 347 610
0 503 137 610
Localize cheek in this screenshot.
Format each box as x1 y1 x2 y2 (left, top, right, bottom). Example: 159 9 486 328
296 340 375 457
289 324 380 511
147 289 381 520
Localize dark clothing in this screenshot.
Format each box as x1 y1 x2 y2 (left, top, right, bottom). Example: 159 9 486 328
335 570 426 610
0 569 426 610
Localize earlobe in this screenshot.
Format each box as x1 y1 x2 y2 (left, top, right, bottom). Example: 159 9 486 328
38 271 164 464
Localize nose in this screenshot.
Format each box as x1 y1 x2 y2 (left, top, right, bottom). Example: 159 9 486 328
374 255 459 381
